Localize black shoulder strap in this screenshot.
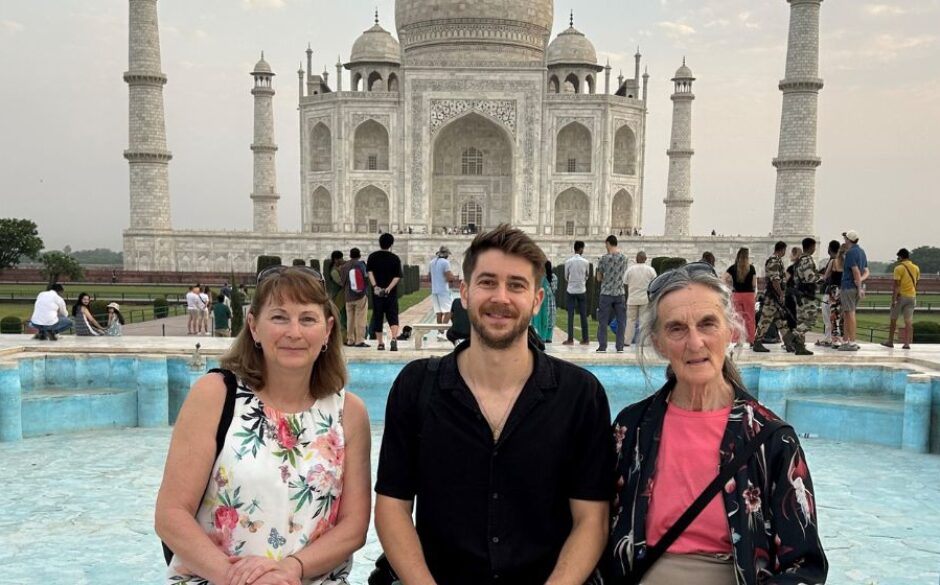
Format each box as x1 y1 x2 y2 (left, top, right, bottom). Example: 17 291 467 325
162 368 238 565
209 368 239 458
630 419 791 582
417 357 441 430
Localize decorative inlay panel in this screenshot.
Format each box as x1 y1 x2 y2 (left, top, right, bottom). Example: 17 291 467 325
430 99 516 136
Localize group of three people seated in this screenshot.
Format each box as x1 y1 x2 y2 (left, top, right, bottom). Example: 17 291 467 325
155 224 827 585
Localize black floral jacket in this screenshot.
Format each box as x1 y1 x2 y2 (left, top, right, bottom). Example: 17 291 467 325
603 379 828 585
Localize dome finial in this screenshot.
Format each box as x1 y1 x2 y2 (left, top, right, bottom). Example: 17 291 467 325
260 50 265 60
375 7 379 25
569 9 574 27
683 56 686 66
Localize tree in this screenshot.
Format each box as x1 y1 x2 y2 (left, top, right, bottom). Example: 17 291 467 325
910 246 940 274
39 251 84 285
0 218 44 270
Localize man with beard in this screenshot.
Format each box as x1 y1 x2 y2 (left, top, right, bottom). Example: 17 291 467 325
374 224 614 585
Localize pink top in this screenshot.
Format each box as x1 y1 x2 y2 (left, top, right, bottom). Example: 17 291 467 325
646 401 733 554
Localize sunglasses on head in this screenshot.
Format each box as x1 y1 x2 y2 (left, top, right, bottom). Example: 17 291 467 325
257 265 325 285
646 261 718 301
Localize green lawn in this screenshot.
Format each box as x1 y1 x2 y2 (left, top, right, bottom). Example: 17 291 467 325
0 283 232 303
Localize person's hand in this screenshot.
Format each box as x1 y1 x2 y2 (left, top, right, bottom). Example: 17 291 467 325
250 568 301 585
226 555 299 585
858 287 866 300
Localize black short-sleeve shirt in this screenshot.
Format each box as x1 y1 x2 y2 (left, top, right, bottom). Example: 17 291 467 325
367 250 403 296
375 341 615 585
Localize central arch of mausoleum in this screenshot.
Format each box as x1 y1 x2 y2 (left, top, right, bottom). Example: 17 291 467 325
431 112 513 232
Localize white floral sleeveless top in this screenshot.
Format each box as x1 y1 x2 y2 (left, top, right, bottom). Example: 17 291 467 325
167 379 350 584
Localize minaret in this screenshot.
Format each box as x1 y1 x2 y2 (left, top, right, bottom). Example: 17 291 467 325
663 59 695 237
250 52 279 233
772 0 823 236
336 56 343 91
124 0 172 231
604 59 611 94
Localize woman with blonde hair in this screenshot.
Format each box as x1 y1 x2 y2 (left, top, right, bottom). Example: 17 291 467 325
157 266 371 585
722 247 757 345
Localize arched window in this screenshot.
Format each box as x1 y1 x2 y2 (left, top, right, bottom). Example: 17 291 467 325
309 123 331 171
388 72 399 92
352 72 362 92
585 74 595 94
367 71 384 91
613 125 637 175
564 73 579 94
353 120 389 170
461 200 483 228
555 122 592 173
461 147 483 175
548 75 560 93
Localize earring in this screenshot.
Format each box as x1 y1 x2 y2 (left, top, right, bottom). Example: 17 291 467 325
321 343 328 353
254 341 262 350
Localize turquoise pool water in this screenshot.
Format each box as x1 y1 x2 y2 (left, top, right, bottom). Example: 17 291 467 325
1 354 939 583
2 356 938 452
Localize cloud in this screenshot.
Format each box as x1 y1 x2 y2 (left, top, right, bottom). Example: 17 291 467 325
863 4 908 16
704 18 730 28
827 34 937 69
737 11 760 30
1 19 25 34
242 0 286 9
657 21 696 38
874 33 937 53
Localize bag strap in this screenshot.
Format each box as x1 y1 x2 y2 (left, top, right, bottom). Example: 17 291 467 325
417 357 442 430
901 263 919 289
629 419 791 582
162 368 238 565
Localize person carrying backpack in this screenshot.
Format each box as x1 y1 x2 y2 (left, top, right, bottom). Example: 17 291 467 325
342 247 370 348
374 225 613 585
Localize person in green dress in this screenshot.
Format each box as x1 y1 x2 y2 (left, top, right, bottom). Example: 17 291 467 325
531 260 558 343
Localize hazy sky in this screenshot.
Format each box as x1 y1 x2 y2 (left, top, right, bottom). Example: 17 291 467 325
2 0 938 261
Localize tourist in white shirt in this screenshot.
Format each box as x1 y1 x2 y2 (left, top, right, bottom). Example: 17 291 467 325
185 285 202 335
623 251 657 346
562 240 590 345
29 283 72 341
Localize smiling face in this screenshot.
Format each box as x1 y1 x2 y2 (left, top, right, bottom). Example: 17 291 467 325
248 298 334 371
461 249 544 350
653 283 732 391
80 295 90 305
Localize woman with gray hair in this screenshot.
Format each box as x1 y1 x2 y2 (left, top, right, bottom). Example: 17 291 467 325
602 262 827 585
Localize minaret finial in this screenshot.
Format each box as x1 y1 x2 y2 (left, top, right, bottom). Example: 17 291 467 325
569 10 574 27
375 7 379 25
260 50 265 60
683 56 686 66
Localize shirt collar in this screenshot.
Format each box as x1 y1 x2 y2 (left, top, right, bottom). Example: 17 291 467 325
438 337 556 393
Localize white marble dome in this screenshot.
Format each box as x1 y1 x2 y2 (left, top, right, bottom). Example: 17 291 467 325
252 54 273 74
546 26 597 66
394 0 554 62
673 61 694 80
349 23 401 64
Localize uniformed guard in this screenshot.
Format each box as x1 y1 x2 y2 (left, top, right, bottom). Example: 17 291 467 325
753 241 795 352
792 237 821 355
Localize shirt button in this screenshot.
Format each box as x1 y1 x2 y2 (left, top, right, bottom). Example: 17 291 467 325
492 536 499 543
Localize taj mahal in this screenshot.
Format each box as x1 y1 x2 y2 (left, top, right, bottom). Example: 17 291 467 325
122 0 823 272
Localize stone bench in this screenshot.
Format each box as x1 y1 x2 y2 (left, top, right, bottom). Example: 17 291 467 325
407 323 448 350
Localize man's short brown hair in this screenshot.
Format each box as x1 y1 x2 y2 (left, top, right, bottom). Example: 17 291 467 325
462 224 547 284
